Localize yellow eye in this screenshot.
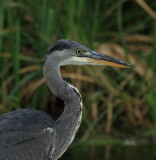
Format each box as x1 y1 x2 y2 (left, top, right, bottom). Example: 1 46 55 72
76 49 82 54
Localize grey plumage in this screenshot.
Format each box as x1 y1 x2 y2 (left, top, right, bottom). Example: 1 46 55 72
0 39 131 160
0 109 56 160
0 40 84 160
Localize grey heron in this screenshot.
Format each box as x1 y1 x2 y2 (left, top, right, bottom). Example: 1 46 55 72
0 40 131 160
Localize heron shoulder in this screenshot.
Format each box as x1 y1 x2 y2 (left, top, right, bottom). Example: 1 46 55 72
0 109 57 148
0 109 55 133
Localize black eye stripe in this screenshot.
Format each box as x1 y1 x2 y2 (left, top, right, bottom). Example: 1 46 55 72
46 43 71 55
42 39 90 64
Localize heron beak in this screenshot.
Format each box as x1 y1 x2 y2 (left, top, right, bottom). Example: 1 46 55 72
81 50 132 68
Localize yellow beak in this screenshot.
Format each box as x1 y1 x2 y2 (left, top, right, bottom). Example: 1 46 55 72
79 50 132 68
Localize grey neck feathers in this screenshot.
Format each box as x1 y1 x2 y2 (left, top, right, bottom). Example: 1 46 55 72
43 55 82 102
43 56 82 159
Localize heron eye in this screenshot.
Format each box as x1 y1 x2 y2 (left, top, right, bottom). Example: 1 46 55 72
76 49 82 54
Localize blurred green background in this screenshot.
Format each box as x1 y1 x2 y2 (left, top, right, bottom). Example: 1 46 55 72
0 0 156 159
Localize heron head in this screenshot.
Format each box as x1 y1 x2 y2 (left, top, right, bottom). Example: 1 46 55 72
43 39 131 68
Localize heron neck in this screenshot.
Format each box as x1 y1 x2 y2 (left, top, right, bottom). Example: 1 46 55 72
43 59 82 158
43 59 66 101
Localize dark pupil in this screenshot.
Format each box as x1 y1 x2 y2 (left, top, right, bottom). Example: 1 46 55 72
77 49 81 53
